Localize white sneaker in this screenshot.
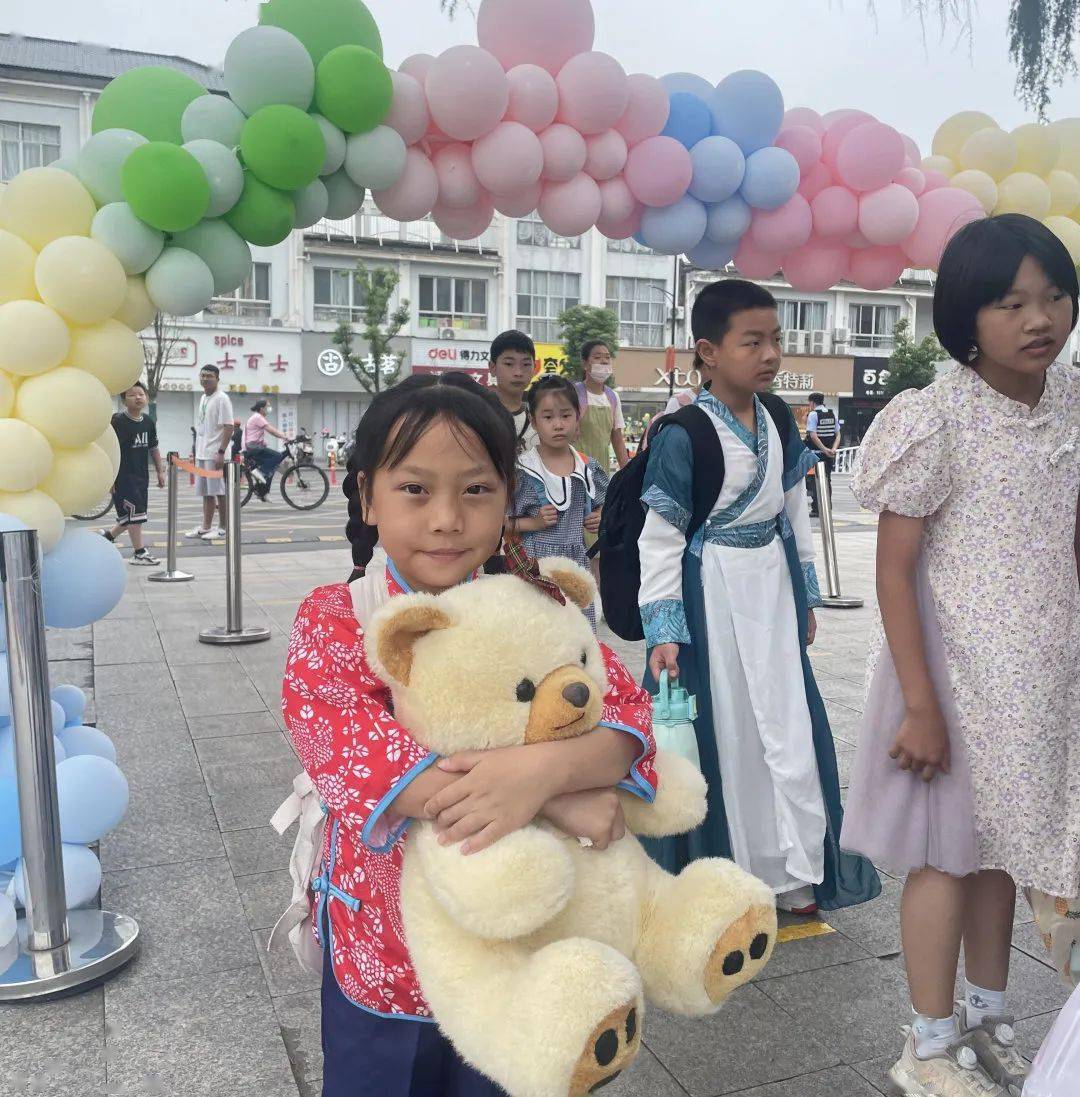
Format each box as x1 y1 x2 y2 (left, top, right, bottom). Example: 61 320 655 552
185 526 211 539
776 884 818 915
957 1005 1029 1096
129 550 161 567
889 1030 1007 1096
200 527 226 541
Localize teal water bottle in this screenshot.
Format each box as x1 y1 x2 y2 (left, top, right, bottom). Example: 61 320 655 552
650 670 701 770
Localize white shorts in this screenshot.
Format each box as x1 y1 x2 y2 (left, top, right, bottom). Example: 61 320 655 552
194 459 227 498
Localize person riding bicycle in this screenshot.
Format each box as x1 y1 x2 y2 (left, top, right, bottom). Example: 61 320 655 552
243 399 290 501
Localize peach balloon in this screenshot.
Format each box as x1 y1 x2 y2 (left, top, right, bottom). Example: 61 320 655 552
624 136 693 208
538 174 602 237
477 0 595 75
615 74 669 147
493 182 543 218
848 245 907 290
556 52 630 137
811 186 859 238
750 194 812 253
540 124 588 183
373 148 439 221
385 72 430 147
797 162 833 202
903 187 984 269
473 123 544 195
426 46 509 142
782 107 825 136
506 65 559 133
432 197 495 241
783 239 850 292
433 144 483 210
598 177 637 224
584 130 628 182
733 237 784 280
858 183 920 246
775 126 822 174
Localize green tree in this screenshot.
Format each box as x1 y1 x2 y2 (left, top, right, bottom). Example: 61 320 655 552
331 264 410 394
557 305 621 380
883 317 947 398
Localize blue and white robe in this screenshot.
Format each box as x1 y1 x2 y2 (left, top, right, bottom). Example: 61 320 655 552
638 392 879 910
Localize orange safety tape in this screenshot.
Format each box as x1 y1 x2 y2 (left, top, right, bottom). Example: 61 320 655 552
170 454 225 480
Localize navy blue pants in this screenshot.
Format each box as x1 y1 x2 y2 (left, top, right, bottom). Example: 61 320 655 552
320 944 506 1097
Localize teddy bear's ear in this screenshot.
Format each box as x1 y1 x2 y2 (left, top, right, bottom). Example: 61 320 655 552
537 558 596 611
368 597 453 687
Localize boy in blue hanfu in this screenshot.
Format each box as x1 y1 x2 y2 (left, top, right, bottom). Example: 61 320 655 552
639 279 879 915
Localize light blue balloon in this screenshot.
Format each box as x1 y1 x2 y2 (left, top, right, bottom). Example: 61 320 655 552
686 238 736 270
181 95 247 149
661 93 713 151
42 531 127 630
709 70 785 154
76 128 148 206
740 146 800 211
51 685 87 729
57 755 128 844
49 156 80 177
145 247 215 319
50 701 65 737
14 844 101 910
660 73 716 100
54 735 67 764
640 195 708 256
91 202 165 276
0 655 9 722
706 195 753 243
58 725 116 765
0 729 11 780
688 136 745 204
0 777 18 864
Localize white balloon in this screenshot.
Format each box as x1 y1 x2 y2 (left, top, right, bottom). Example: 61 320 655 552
292 179 330 229
181 95 247 148
145 249 215 316
345 127 408 192
91 203 165 275
312 115 347 177
182 141 245 218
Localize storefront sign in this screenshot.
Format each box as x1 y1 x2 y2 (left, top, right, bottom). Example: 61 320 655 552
534 342 570 375
317 348 346 377
773 370 815 392
148 328 304 394
853 357 893 400
655 367 702 388
411 338 491 384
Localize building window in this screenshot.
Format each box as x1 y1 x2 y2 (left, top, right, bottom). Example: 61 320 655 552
418 275 488 332
849 304 900 349
1 121 61 182
516 270 580 343
605 276 667 348
516 212 581 249
606 237 653 255
206 262 271 323
313 267 368 323
778 300 828 332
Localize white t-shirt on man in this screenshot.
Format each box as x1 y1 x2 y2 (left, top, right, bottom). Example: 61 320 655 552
195 389 234 460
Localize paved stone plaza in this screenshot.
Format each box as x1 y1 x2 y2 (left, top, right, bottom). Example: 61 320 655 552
0 490 1068 1097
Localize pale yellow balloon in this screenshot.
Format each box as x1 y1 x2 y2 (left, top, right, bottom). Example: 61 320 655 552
1052 117 1080 177
93 425 121 480
950 169 998 214
0 230 38 305
35 236 127 325
1010 123 1060 177
932 111 998 160
64 319 144 395
921 154 956 179
16 367 113 447
0 300 71 377
0 373 15 419
0 419 54 492
1047 170 1080 218
994 172 1052 218
38 443 114 516
0 167 96 251
959 127 1018 182
0 490 65 552
113 275 158 332
1045 215 1080 263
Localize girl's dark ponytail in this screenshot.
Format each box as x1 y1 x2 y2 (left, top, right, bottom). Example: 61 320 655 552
343 451 376 580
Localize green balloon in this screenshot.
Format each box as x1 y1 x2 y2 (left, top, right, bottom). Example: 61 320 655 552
225 174 296 247
259 0 383 65
315 46 392 135
171 219 252 295
241 105 325 192
121 143 210 233
93 66 207 145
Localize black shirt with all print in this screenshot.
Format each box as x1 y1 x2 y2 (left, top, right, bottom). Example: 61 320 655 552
111 412 158 482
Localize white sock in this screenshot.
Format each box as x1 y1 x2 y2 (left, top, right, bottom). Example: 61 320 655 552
912 1011 960 1058
965 980 1007 1026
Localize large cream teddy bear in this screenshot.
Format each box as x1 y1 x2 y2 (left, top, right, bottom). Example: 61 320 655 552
367 560 776 1097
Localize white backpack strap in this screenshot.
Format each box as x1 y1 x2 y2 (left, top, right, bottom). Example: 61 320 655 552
270 771 316 835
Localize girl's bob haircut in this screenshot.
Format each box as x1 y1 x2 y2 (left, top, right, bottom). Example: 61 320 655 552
934 213 1080 365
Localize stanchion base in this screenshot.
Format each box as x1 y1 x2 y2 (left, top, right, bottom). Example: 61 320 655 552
0 909 140 1001
199 625 272 646
147 569 194 583
820 597 865 609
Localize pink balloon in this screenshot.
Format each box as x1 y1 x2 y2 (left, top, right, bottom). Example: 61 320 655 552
859 182 920 246
472 122 544 194
433 144 483 209
848 245 907 290
506 65 559 132
385 72 430 147
921 169 951 193
775 126 823 174
556 52 630 136
904 187 984 269
734 237 784 280
539 173 602 237
797 162 833 202
751 194 813 252
835 122 906 192
624 135 693 208
493 181 543 218
783 107 826 136
426 46 509 142
596 206 643 240
783 239 851 291
584 130 628 182
597 176 637 225
812 185 859 238
400 54 435 84
540 124 588 182
845 229 871 249
822 111 876 167
896 167 927 196
433 196 495 241
822 108 874 130
477 0 595 75
901 134 922 165
616 74 670 146
373 147 439 221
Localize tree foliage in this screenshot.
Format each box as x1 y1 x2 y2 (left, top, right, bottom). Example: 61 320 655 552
331 264 410 394
557 305 621 380
884 317 947 398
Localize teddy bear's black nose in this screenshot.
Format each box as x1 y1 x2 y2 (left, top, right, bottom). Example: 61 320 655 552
562 682 591 709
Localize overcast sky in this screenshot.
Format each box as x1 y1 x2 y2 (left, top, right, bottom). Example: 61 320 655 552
6 0 1078 148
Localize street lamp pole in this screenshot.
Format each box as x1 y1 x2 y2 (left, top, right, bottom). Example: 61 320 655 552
668 254 681 398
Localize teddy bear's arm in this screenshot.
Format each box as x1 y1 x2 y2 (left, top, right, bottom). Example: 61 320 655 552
618 751 707 838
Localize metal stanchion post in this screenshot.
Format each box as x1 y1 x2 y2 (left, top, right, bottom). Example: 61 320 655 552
0 529 139 1001
149 454 193 584
813 467 864 610
200 462 271 646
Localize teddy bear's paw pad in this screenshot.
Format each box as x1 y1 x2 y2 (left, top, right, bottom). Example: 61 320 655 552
568 999 641 1095
704 903 776 1004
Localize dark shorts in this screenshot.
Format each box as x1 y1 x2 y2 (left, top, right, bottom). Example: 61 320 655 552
112 475 149 526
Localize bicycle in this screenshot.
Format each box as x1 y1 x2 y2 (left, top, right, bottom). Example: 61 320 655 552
239 432 331 511
73 491 115 522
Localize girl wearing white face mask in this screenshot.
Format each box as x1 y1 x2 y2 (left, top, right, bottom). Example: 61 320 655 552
575 340 630 475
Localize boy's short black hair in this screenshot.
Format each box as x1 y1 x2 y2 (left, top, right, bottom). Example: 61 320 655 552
123 381 148 397
934 213 1080 365
809 392 825 406
490 330 536 362
692 279 778 344
200 364 221 378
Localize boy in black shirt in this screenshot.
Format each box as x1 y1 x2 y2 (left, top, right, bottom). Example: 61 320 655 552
101 382 166 565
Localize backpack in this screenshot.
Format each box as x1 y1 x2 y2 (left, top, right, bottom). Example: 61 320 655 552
594 395 794 642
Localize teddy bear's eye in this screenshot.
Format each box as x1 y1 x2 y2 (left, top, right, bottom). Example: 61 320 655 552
516 678 536 703
580 651 588 666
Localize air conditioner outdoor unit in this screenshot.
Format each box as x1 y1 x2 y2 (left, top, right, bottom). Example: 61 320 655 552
810 330 829 355
833 328 849 348
439 328 456 340
783 331 803 355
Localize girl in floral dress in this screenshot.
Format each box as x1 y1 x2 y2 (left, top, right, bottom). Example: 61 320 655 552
282 373 657 1097
842 215 1080 1097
